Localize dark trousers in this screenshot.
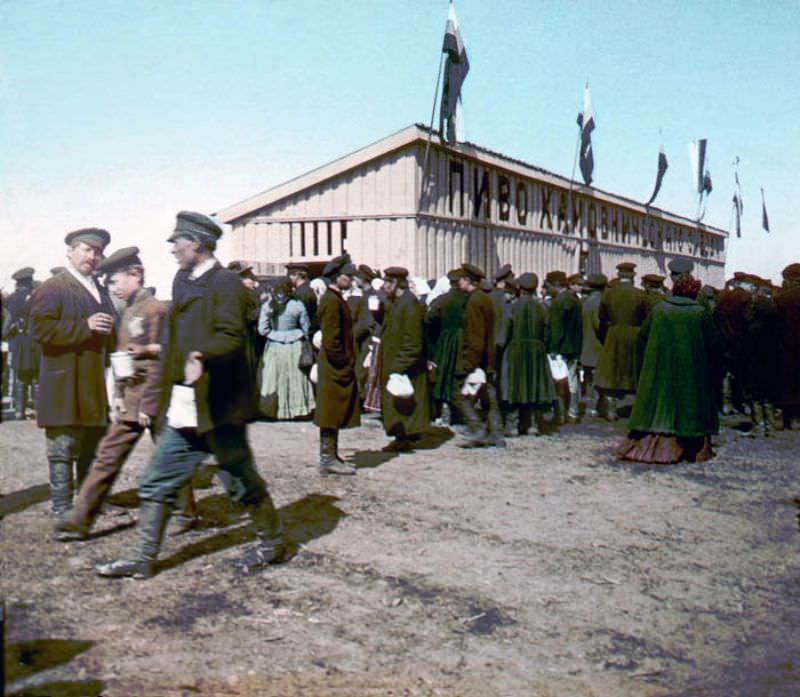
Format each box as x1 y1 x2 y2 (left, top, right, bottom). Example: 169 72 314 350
139 424 269 508
451 373 503 438
65 420 196 530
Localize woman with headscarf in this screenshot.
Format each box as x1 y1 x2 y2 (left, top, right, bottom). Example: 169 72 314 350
257 278 315 419
617 276 718 464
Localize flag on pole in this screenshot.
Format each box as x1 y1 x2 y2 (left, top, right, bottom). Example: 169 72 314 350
761 188 770 232
732 157 743 238
439 2 469 145
646 144 668 205
688 139 708 193
576 83 595 185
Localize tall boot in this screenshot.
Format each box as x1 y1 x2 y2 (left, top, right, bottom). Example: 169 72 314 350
503 408 519 438
567 388 580 421
48 460 74 517
485 383 506 448
455 391 490 447
239 495 286 571
606 397 619 422
14 379 27 419
756 402 770 438
95 500 171 579
319 428 355 476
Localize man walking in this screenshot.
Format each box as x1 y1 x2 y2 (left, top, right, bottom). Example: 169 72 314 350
96 212 283 579
6 267 40 420
31 229 115 516
55 247 196 540
546 270 583 423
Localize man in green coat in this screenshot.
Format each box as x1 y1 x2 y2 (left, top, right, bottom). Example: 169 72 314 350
546 270 583 422
596 262 647 420
379 267 430 451
315 254 360 475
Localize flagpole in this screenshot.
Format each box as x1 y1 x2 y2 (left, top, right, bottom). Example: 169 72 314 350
419 51 446 212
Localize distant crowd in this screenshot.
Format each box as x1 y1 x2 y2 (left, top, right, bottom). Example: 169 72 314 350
2 211 799 579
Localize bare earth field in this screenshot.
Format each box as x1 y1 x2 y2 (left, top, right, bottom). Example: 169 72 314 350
1 414 799 697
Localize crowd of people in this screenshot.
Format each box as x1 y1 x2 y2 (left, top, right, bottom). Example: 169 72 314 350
1 210 799 580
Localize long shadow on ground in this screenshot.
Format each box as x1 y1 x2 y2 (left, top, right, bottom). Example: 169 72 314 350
0 485 49 519
4 638 103 697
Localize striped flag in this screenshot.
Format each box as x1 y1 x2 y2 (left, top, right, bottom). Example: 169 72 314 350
646 145 668 205
688 139 708 194
761 188 770 232
732 157 743 237
576 84 595 185
439 2 469 145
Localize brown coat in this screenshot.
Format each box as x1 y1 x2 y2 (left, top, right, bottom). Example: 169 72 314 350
31 269 116 427
314 286 360 429
115 288 166 420
596 282 647 392
456 289 496 377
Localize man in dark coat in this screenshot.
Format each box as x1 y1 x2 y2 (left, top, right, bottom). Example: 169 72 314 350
6 267 40 419
595 262 647 420
775 263 800 428
424 269 468 426
714 273 755 414
379 267 430 450
546 270 583 422
641 274 667 315
668 258 694 291
451 263 504 447
287 262 318 334
580 273 607 417
97 212 283 579
347 266 377 400
501 273 555 435
314 254 360 475
31 228 115 516
56 247 195 541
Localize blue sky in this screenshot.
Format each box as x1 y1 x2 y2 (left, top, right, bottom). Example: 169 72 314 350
2 0 798 294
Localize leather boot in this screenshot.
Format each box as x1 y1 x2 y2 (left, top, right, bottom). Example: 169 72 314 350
95 500 171 579
319 428 355 476
503 409 519 438
49 460 74 517
485 384 506 448
456 392 490 447
14 380 26 419
238 495 286 571
169 484 198 535
567 389 580 422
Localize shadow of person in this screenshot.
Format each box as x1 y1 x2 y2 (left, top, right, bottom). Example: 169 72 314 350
349 449 398 470
411 426 454 450
157 493 346 573
0 484 50 519
4 638 103 697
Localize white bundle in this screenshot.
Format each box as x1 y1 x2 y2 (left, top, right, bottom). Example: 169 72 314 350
461 367 486 397
387 373 414 398
309 363 319 384
312 330 323 350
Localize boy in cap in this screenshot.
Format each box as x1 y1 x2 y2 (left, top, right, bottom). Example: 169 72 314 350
6 267 40 419
31 228 116 517
55 247 196 541
451 263 505 447
97 212 284 578
315 254 360 475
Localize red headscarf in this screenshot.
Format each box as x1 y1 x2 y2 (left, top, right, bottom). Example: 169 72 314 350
673 276 701 299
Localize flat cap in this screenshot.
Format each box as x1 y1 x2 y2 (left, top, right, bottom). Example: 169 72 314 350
64 228 111 250
587 273 608 289
356 264 378 282
545 270 567 285
322 253 354 279
668 258 694 275
50 266 66 276
616 261 637 272
567 273 584 285
11 267 35 281
782 263 800 281
227 261 256 278
97 246 143 276
168 211 222 244
517 272 539 292
642 273 665 286
447 267 466 281
460 263 485 281
383 266 409 280
285 261 309 272
479 279 493 292
494 264 513 282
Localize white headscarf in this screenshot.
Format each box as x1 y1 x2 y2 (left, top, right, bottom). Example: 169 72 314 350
426 275 450 307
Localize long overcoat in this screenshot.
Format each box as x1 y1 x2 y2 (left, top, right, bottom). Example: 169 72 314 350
580 290 603 369
501 295 555 406
380 291 430 438
425 289 467 401
456 289 495 377
314 286 360 430
774 285 800 409
548 290 582 359
347 290 376 398
596 282 647 392
628 296 718 437
6 286 40 374
31 269 116 427
157 263 258 435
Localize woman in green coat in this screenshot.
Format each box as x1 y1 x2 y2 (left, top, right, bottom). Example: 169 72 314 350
617 276 718 464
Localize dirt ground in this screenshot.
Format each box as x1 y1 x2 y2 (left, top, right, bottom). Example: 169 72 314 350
1 412 799 697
